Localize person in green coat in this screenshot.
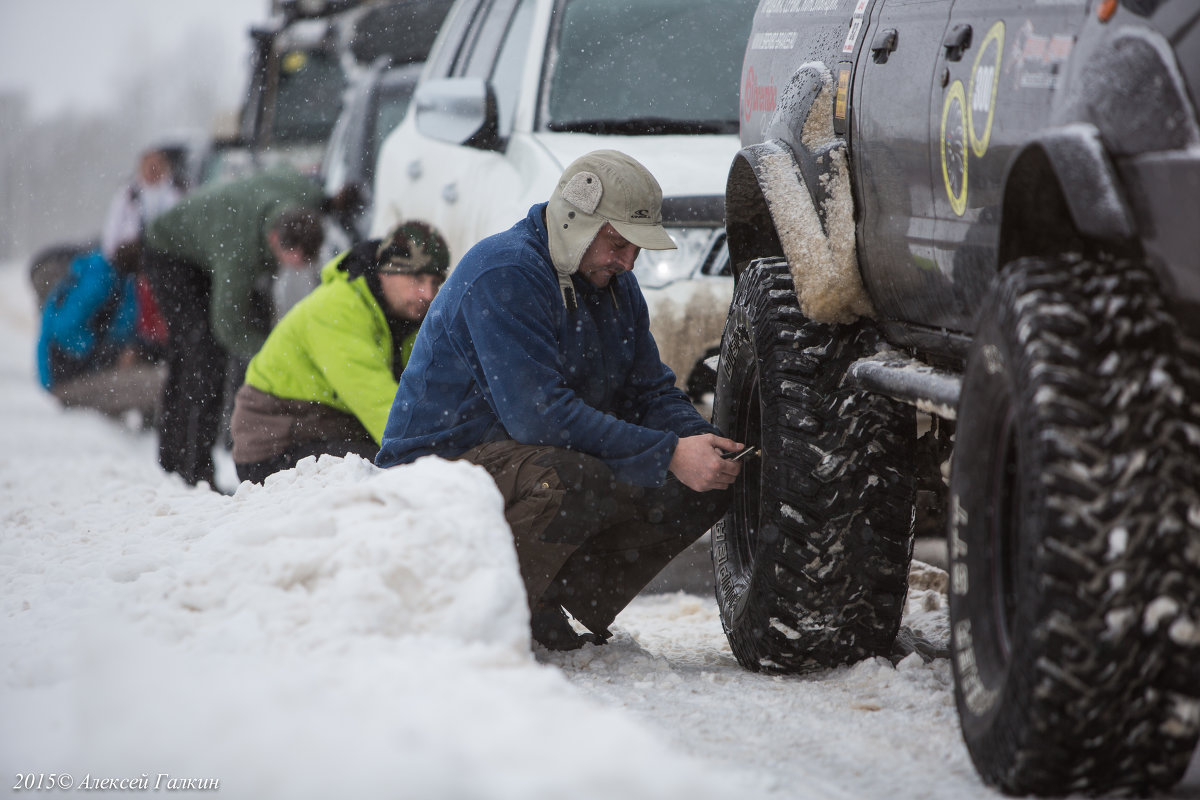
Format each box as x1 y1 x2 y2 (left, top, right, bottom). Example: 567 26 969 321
141 165 361 486
230 221 449 484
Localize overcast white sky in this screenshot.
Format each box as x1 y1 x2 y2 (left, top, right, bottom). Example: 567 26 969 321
0 0 269 120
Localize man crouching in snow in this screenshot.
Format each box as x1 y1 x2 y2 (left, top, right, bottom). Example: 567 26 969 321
374 150 744 650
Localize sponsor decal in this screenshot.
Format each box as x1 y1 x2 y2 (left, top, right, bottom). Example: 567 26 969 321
751 30 798 50
842 16 863 53
1007 19 1074 90
841 0 869 55
759 0 839 13
742 66 778 124
968 21 1004 157
941 80 969 216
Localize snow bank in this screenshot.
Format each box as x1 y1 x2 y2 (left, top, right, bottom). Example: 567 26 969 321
0 261 752 800
1 448 756 799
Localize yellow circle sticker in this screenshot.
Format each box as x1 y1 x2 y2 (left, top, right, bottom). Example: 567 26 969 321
968 22 1004 158
941 80 968 217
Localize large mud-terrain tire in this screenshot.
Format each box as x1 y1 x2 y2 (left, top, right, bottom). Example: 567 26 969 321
711 258 916 672
948 254 1200 796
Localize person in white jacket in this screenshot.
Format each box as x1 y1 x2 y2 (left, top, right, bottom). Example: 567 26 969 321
100 147 183 273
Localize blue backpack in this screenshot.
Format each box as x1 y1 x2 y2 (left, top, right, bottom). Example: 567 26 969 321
36 250 138 389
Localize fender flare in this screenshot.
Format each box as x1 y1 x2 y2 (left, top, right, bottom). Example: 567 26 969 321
725 61 871 323
725 140 790 276
724 136 872 324
726 62 840 276
1002 124 1136 260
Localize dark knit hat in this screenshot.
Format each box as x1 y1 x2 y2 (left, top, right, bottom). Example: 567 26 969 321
273 207 324 261
376 220 450 277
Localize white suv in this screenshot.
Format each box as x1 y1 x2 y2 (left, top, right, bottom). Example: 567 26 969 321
370 0 756 393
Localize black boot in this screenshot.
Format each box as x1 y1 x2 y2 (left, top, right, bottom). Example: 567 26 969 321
529 602 603 651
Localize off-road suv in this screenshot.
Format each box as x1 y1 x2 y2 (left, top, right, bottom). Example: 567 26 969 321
715 0 1200 795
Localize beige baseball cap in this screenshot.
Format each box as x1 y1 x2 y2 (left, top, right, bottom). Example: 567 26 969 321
547 150 676 278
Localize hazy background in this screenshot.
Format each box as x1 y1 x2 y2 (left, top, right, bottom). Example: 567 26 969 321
0 0 270 262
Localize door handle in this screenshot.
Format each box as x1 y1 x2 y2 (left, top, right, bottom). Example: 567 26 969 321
943 24 972 61
871 28 898 64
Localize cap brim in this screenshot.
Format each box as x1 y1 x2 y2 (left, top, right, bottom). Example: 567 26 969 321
610 220 676 251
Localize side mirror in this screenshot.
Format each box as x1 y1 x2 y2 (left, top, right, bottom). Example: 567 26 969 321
413 77 503 152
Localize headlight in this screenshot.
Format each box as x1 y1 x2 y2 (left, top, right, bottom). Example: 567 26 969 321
634 227 719 289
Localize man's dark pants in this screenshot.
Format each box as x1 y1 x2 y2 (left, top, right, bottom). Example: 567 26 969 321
460 441 732 637
143 249 227 487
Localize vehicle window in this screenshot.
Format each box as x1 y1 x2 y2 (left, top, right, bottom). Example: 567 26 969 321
430 0 487 78
489 0 537 135
543 0 756 134
700 233 732 278
270 49 345 144
321 100 354 190
367 83 416 182
460 0 517 78
348 0 457 66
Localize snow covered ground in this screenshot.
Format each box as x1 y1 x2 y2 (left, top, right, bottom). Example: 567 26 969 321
2 257 1197 799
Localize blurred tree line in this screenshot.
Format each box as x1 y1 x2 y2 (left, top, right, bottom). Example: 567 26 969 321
0 31 240 264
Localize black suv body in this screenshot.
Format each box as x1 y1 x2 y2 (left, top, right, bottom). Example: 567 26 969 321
715 0 1199 795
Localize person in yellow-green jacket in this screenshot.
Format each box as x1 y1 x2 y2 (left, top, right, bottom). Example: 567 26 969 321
230 221 449 484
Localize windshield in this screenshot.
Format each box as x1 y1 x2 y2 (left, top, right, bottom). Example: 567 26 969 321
270 48 346 145
543 0 756 135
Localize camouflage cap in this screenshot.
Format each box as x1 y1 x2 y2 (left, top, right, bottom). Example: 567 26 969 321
376 220 450 277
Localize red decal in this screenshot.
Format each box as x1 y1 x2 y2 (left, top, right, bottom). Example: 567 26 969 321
742 66 779 124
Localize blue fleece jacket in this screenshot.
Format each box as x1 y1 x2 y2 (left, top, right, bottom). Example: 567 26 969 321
375 203 717 487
